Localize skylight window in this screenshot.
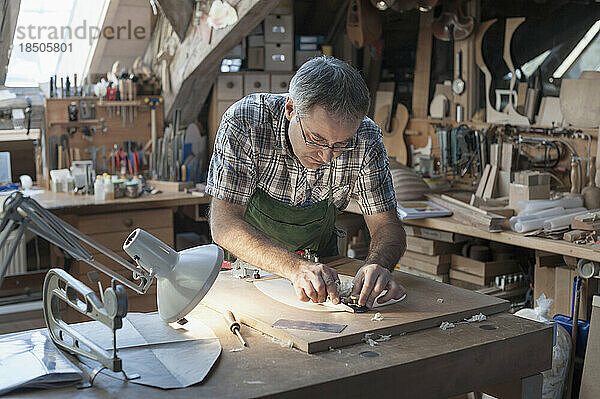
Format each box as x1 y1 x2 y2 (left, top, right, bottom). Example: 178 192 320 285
553 19 600 79
5 0 109 87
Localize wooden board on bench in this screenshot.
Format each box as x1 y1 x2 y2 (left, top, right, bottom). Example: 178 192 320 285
202 257 509 353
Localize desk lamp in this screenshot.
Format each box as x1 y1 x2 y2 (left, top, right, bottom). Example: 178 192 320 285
0 192 223 379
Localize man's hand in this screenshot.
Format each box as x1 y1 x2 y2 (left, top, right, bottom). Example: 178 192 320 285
290 263 341 305
351 264 406 308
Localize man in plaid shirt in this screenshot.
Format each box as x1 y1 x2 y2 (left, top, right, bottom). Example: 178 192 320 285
207 56 406 308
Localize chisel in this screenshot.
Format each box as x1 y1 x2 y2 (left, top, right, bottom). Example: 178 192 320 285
222 309 247 347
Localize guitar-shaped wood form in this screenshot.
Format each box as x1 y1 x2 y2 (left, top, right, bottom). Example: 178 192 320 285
374 95 410 166
347 0 382 49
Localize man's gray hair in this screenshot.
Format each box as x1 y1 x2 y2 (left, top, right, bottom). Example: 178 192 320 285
289 56 370 126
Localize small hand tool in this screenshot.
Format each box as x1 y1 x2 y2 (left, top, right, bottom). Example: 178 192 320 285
222 309 247 347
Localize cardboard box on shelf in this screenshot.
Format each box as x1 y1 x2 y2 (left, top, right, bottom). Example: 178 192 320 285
264 14 293 43
265 43 293 71
247 47 265 70
513 171 551 186
509 183 550 211
248 35 265 47
271 0 293 14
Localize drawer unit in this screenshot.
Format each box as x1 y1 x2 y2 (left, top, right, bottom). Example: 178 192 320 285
63 207 174 322
271 74 293 93
216 74 243 100
265 43 293 71
248 47 265 70
79 226 173 256
244 73 270 95
264 14 293 43
78 208 173 235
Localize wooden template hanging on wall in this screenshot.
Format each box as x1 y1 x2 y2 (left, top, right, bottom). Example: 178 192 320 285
502 17 530 125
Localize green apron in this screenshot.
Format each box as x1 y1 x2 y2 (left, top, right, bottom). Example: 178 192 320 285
243 173 342 258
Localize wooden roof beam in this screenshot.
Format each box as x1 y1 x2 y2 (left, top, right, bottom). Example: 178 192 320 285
0 0 22 85
156 0 194 41
163 0 280 124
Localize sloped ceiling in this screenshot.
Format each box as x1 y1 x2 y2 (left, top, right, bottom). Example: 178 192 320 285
87 0 152 76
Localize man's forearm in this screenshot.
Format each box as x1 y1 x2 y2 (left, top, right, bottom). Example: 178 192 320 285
364 222 406 271
211 211 310 280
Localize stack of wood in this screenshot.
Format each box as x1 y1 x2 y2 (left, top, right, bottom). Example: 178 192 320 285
471 142 514 205
395 226 467 283
509 171 551 212
534 250 598 320
449 242 521 291
426 194 506 232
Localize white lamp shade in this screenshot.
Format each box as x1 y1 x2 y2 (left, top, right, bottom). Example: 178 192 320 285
123 229 224 323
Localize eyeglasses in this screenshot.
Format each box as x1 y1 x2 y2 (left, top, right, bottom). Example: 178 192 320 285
297 116 356 152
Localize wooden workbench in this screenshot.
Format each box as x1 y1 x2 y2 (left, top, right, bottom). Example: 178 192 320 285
402 216 600 263
7 306 552 399
25 190 210 215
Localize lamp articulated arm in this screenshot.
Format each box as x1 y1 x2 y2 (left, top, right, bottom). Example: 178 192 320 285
0 192 154 293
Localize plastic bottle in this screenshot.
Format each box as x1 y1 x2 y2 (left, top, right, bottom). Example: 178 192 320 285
103 173 114 200
94 175 104 201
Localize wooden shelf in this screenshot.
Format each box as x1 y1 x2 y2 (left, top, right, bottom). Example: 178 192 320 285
345 198 600 262
412 117 598 137
47 119 101 127
0 129 41 141
97 100 143 107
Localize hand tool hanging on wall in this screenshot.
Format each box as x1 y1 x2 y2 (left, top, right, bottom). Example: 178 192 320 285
452 50 465 95
145 97 162 179
86 146 106 173
65 76 71 97
119 73 127 128
60 134 70 170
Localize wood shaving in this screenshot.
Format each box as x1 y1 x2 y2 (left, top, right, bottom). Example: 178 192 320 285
371 312 384 321
363 333 378 346
363 332 391 345
465 313 487 322
440 321 455 330
375 334 391 342
440 313 487 330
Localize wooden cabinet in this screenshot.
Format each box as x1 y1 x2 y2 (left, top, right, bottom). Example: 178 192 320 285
64 207 174 323
208 72 293 159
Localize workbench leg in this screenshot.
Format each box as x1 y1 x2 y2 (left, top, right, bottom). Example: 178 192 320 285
481 373 542 399
520 373 542 399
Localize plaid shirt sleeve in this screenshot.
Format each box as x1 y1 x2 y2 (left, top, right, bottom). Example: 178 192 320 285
353 138 397 215
206 116 257 205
